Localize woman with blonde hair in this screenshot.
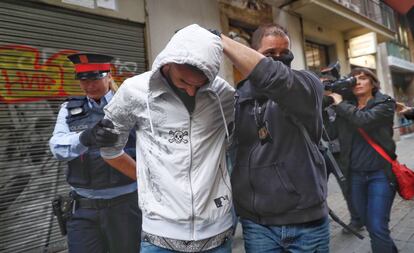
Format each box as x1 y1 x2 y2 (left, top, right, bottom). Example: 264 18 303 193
49 53 142 253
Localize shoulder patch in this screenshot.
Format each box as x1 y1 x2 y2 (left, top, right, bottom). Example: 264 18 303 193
66 96 87 116
69 107 84 116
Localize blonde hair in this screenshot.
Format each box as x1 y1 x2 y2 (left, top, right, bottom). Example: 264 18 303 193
109 78 118 92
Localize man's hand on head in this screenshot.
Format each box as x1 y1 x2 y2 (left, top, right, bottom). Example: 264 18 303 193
396 102 411 115
79 119 118 147
207 28 222 38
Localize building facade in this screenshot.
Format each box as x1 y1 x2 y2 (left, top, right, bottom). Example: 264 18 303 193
282 0 414 136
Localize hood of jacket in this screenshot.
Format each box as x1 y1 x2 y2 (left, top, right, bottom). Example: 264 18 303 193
151 24 223 85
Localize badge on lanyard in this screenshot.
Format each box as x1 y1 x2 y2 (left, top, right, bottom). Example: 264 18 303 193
258 121 272 144
254 100 273 145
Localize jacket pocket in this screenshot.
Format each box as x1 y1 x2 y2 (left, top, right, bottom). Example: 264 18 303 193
252 163 300 215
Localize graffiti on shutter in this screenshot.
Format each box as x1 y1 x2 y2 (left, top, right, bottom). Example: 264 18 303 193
0 44 137 103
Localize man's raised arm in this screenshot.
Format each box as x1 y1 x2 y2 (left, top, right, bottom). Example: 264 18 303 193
221 34 264 79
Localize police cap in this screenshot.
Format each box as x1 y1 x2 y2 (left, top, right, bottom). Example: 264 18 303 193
67 53 114 80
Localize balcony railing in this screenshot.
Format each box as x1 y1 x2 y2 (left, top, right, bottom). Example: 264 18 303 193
333 0 396 32
387 41 411 61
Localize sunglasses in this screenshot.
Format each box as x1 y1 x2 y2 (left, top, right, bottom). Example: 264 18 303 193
76 72 109 80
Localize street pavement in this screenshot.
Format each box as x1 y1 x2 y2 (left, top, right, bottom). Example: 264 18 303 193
232 133 414 253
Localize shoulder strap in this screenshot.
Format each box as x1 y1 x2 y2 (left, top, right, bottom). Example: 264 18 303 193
284 110 345 181
66 95 86 101
66 96 87 109
357 128 393 164
283 111 324 166
284 112 314 146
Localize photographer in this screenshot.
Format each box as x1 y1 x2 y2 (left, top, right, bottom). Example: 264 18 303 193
325 67 398 253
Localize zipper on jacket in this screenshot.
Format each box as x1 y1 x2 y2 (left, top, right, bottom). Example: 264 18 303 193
247 140 261 219
188 115 195 240
167 86 196 239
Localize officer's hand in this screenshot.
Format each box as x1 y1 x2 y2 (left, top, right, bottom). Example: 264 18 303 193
79 119 118 147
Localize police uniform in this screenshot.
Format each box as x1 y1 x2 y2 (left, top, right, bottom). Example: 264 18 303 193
49 53 142 253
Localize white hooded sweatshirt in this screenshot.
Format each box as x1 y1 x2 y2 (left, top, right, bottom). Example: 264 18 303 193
101 24 235 241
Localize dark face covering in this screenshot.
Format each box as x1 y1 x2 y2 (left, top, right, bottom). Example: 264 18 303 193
163 67 196 113
271 50 294 67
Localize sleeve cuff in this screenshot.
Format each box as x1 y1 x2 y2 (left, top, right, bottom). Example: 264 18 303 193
100 149 125 159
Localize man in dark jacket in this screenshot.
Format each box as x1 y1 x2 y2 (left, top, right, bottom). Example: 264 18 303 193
220 24 329 252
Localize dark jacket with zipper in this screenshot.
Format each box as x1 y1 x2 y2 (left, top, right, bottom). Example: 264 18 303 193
231 58 328 225
325 91 397 192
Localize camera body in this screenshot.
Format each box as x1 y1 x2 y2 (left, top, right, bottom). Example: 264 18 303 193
321 61 356 101
324 76 357 96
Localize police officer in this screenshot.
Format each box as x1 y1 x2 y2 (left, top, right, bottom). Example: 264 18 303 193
49 53 142 253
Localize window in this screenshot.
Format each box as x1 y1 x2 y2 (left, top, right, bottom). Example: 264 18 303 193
305 41 329 75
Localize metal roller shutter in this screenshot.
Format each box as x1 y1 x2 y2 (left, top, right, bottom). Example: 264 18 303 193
0 1 146 252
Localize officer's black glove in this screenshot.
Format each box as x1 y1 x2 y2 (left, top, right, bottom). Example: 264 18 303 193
79 119 118 147
207 28 222 38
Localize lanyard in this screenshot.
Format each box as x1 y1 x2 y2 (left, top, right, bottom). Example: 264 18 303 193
253 100 267 127
253 100 272 144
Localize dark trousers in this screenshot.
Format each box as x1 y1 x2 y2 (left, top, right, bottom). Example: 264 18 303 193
344 190 363 226
67 192 142 253
326 155 362 226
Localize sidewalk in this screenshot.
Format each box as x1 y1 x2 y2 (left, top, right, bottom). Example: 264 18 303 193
232 133 414 253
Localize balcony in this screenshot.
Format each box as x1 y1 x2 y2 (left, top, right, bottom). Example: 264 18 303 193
387 41 411 61
335 0 396 31
286 0 396 42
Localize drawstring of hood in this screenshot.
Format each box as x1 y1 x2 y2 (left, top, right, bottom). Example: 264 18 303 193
210 90 230 141
146 94 155 136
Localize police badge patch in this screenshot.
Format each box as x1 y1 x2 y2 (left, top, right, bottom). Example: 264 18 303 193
69 107 83 116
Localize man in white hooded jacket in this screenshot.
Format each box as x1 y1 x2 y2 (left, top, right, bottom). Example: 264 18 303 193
98 24 235 252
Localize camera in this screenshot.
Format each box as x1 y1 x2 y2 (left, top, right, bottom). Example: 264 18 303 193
321 61 356 104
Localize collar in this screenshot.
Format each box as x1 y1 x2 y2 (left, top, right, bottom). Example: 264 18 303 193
86 90 113 108
355 91 392 109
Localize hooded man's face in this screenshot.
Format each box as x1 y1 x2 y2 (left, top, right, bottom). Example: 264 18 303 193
162 63 208 97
